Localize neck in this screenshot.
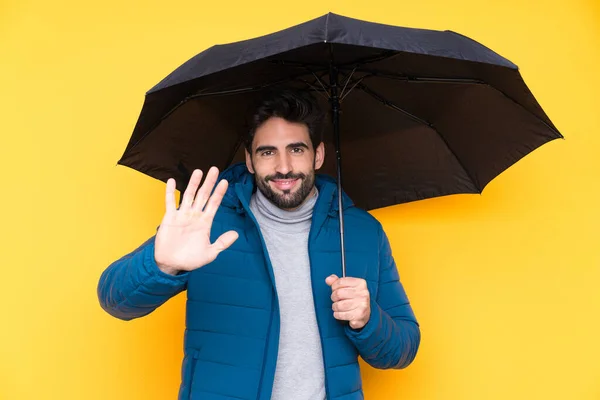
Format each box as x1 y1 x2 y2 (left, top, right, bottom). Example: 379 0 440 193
251 186 319 229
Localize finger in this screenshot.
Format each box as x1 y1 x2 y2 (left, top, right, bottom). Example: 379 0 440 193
181 169 203 210
333 310 356 322
331 287 355 302
165 178 177 214
203 179 228 219
192 166 219 212
325 274 339 286
210 230 239 256
334 287 370 303
332 299 358 313
331 277 363 291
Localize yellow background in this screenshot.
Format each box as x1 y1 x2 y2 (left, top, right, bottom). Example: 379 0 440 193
1 0 599 398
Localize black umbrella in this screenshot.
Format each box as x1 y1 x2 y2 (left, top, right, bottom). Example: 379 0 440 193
117 12 563 276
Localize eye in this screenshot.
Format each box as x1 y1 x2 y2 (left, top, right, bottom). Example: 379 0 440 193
291 147 304 154
261 150 274 157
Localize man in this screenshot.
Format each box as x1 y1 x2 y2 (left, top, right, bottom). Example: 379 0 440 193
98 89 420 400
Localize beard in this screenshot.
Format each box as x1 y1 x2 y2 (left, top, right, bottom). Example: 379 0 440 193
253 163 316 210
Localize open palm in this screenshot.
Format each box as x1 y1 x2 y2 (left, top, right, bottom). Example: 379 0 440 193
154 167 239 275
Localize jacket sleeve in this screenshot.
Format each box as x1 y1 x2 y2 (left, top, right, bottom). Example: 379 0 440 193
97 234 189 321
344 224 420 369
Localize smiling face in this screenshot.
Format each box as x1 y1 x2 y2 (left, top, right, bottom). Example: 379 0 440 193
246 116 325 211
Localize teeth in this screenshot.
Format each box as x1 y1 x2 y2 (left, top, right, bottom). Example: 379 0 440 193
273 179 296 187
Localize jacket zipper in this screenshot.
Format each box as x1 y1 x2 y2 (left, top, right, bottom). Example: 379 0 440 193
235 186 279 400
308 226 332 400
256 294 275 400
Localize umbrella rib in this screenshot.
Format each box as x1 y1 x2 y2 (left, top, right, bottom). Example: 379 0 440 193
354 81 431 126
338 67 486 85
189 69 329 98
340 76 367 103
124 71 325 154
309 70 331 97
268 59 329 69
336 69 371 102
336 50 399 68
339 66 357 99
189 86 267 97
271 65 331 98
345 67 562 136
189 81 296 98
341 64 558 132
296 78 331 100
357 83 481 191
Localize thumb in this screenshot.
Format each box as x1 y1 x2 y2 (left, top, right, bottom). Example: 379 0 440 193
212 230 239 253
325 274 339 286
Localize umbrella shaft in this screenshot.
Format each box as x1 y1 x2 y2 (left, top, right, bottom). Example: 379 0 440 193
329 64 347 278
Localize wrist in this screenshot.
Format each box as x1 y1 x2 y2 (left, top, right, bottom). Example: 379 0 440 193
350 315 370 331
156 260 181 276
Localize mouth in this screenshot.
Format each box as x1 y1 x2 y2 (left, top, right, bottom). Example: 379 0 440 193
270 178 300 191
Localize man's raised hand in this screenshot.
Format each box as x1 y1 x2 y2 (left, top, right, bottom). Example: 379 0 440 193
154 167 239 275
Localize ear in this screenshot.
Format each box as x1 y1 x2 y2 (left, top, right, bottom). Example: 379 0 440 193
245 149 255 174
314 142 325 170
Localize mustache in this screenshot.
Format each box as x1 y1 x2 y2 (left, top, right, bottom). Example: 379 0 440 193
265 172 306 181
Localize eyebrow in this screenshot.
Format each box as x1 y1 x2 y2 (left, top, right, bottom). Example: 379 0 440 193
254 142 309 154
287 142 309 150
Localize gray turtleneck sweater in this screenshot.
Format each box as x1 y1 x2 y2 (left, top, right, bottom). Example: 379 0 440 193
249 187 326 400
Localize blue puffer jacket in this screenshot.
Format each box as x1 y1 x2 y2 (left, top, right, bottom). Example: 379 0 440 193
98 163 420 400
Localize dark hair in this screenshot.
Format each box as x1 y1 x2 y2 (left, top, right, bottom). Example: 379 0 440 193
245 89 324 152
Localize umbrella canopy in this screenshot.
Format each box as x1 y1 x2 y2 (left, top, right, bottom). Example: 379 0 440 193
118 12 562 211
118 12 565 276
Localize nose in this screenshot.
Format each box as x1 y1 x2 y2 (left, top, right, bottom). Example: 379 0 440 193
275 152 292 175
